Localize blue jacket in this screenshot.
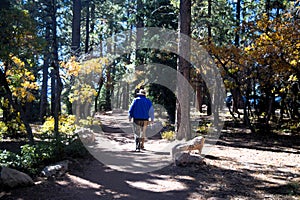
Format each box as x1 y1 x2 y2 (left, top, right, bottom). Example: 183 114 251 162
128 95 154 120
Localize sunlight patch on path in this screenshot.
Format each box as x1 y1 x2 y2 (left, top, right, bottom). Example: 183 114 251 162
126 178 188 192
85 132 173 173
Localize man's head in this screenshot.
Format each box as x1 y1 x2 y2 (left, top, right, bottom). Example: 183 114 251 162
137 89 146 96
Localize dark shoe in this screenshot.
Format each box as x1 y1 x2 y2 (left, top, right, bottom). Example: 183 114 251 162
140 138 145 150
135 138 141 150
141 138 145 149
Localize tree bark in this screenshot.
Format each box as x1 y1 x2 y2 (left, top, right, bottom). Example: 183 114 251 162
50 0 62 140
95 74 104 112
105 64 112 111
50 71 56 116
266 0 271 18
40 24 50 121
176 0 191 140
89 2 95 49
84 0 90 53
207 0 212 43
71 0 81 56
136 0 144 65
234 0 241 46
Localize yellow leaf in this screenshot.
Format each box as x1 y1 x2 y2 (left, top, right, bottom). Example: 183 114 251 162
290 60 297 66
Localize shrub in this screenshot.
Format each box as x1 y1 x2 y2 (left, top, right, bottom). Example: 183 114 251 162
0 121 8 139
0 150 21 169
0 116 26 139
40 115 76 136
20 143 57 174
0 114 91 175
196 121 212 135
0 138 87 176
63 136 88 158
161 130 175 141
0 143 57 175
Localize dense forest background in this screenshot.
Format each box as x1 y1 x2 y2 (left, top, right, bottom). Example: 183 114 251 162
0 0 299 165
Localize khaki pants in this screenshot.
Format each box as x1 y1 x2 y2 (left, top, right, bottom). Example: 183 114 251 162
133 119 150 149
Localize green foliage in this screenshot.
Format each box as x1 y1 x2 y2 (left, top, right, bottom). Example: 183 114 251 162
285 182 300 195
63 136 88 158
0 5 43 61
0 150 21 169
148 53 177 123
161 130 175 141
0 142 55 175
0 136 87 175
192 0 236 44
19 143 56 174
0 113 88 175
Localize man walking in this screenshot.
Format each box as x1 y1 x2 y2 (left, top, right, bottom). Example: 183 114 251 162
128 89 154 151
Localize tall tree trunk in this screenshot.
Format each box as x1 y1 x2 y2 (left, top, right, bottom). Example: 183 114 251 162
95 74 104 112
115 82 120 109
205 0 212 115
123 15 133 110
207 0 212 43
136 0 144 65
84 0 90 53
50 69 56 116
71 0 81 56
104 31 113 111
195 80 203 112
206 85 212 116
176 0 191 140
40 24 50 121
50 0 62 140
89 1 95 49
264 92 274 133
231 87 243 117
122 82 129 110
244 76 255 133
235 0 241 46
66 0 81 117
105 64 112 111
266 0 271 18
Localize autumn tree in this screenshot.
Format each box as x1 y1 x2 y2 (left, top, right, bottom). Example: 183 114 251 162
0 2 43 143
209 1 300 133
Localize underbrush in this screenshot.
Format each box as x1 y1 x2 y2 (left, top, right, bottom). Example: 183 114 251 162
161 130 175 141
0 114 90 176
0 135 87 176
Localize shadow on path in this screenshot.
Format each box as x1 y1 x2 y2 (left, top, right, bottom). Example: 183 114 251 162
2 112 299 200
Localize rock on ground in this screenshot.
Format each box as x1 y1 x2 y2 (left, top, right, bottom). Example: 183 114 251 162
41 160 70 178
175 152 205 167
172 136 205 160
0 166 34 188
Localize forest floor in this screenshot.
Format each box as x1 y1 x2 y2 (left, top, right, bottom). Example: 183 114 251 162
1 110 300 200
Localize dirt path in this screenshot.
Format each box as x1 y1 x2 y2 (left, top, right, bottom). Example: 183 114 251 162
1 111 300 200
81 112 174 173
